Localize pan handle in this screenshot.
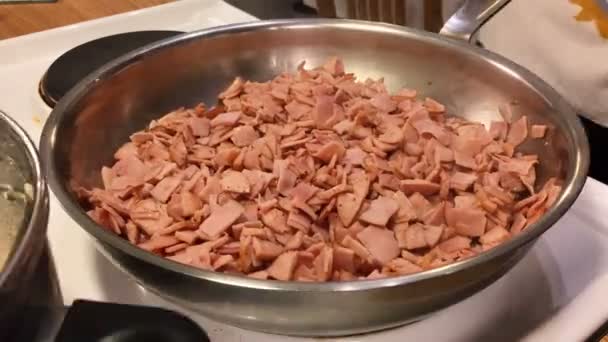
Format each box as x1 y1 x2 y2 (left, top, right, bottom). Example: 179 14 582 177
439 0 511 43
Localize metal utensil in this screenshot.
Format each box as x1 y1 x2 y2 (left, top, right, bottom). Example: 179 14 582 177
40 0 589 336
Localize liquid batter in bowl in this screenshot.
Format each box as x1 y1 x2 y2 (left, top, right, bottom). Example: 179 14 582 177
0 154 29 269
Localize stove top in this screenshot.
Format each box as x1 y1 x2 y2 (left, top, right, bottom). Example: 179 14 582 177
39 30 183 108
1 1 608 341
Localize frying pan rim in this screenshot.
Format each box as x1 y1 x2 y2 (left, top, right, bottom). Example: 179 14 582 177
40 18 589 292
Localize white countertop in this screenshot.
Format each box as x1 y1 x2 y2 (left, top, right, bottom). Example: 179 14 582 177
0 1 606 340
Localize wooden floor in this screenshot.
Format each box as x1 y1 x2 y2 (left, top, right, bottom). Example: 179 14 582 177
0 0 174 40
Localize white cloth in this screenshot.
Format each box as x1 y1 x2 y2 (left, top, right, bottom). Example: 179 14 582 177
479 0 608 126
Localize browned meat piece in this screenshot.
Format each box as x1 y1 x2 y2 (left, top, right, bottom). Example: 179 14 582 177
438 236 471 253
261 208 290 234
480 226 510 246
489 121 508 141
423 224 443 247
445 207 487 237
388 258 423 275
450 172 478 191
530 124 547 138
358 196 399 226
197 200 244 238
150 174 183 203
506 116 528 147
252 238 284 261
286 212 311 232
210 111 241 127
248 270 269 280
313 245 334 281
285 231 305 250
167 192 202 219
314 141 346 163
267 251 299 281
138 235 180 252
356 226 400 265
424 97 445 113
333 245 356 273
220 170 250 194
219 77 244 99
336 170 369 227
231 126 259 147
400 179 440 196
404 223 426 250
411 119 450 145
323 56 344 76
275 159 297 196
285 101 312 120
370 93 396 113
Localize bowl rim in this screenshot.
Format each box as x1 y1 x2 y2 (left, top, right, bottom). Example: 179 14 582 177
0 110 49 286
39 18 589 292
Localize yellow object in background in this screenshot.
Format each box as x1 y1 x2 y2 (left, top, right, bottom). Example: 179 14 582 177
570 0 608 38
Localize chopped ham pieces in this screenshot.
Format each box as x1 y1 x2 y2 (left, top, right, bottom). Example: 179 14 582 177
267 251 299 281
138 235 180 252
197 200 244 238
231 125 259 147
359 196 399 226
220 170 250 193
387 258 423 275
314 141 346 163
252 238 283 261
480 226 510 247
81 57 562 282
261 208 289 233
150 174 183 203
489 121 508 141
506 116 528 147
210 111 241 127
356 226 400 264
439 236 471 253
333 245 356 273
411 119 451 146
167 192 202 219
336 171 369 227
424 225 443 247
450 172 477 191
530 124 548 139
275 160 297 196
424 97 445 113
404 223 426 250
219 77 243 99
313 246 334 281
445 207 487 237
370 93 396 113
400 180 440 196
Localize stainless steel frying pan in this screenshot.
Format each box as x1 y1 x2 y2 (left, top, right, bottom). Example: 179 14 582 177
40 0 589 336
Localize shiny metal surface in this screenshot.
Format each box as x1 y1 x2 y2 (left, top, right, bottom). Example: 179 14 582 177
40 18 589 336
0 110 51 340
440 0 511 42
12 242 64 342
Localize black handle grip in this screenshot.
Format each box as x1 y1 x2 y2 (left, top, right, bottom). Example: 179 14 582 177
54 300 209 342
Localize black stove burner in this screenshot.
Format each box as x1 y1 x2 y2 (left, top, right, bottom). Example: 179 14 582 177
54 300 209 342
39 30 184 108
580 115 608 184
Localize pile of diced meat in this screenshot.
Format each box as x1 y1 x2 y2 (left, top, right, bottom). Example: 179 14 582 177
81 57 561 282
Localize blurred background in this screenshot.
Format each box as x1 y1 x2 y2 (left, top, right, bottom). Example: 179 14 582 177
226 0 461 32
